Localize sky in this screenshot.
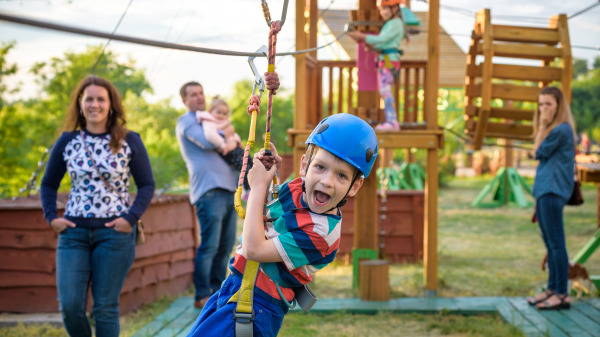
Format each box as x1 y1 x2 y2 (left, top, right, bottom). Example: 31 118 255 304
0 0 598 110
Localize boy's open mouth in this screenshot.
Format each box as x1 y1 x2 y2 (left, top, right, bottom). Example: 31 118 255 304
314 190 331 206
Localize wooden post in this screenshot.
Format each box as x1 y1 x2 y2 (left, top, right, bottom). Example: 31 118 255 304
293 0 318 175
473 9 493 150
359 260 390 301
354 0 380 254
550 14 572 103
424 0 440 295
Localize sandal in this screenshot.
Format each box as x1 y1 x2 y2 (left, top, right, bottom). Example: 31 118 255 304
527 290 554 306
536 294 570 310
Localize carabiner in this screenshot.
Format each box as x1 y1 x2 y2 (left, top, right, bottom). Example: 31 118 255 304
248 45 268 98
261 0 289 28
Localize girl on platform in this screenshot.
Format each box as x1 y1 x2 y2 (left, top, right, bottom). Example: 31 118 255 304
349 0 408 131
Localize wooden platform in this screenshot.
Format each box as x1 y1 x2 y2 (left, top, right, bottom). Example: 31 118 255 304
133 296 600 337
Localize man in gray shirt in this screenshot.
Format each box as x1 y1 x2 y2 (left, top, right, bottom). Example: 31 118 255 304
176 82 238 309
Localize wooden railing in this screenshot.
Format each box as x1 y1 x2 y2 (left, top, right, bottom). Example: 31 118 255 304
305 57 428 129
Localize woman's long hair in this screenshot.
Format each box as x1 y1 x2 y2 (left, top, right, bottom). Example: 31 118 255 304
64 75 128 153
532 86 576 144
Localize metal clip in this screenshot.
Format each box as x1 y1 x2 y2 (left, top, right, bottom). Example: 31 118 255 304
248 45 268 98
261 0 289 28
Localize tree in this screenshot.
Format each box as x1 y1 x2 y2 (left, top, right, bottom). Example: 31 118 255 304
0 41 19 107
573 58 589 79
30 45 151 130
572 67 600 137
0 45 156 198
123 93 187 193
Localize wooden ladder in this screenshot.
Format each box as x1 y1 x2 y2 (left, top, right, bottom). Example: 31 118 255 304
463 9 572 150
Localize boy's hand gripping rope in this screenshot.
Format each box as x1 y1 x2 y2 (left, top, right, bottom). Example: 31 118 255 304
234 18 282 219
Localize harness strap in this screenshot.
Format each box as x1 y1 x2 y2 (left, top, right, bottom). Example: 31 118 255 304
229 260 260 337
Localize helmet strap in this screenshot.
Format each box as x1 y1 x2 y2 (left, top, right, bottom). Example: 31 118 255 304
326 170 361 213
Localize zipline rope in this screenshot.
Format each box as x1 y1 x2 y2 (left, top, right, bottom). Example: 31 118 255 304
234 20 282 219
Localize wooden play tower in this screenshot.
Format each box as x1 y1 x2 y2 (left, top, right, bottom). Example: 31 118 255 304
289 0 443 294
464 9 572 150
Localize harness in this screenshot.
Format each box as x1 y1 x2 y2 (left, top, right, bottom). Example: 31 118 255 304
379 48 403 78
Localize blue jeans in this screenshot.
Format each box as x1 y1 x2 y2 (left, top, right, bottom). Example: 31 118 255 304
56 225 136 337
536 193 569 295
193 188 237 300
185 273 288 337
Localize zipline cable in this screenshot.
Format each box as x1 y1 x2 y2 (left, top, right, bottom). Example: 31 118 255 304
0 12 347 58
568 1 600 19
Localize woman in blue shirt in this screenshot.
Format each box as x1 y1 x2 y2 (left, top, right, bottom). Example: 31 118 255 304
41 75 155 336
349 0 408 131
527 86 576 310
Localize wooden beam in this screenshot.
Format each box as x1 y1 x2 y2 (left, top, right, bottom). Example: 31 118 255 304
490 84 541 102
424 0 440 294
288 130 444 150
479 43 562 60
465 121 533 141
467 83 542 102
353 0 378 257
492 24 559 44
467 63 562 82
294 8 307 131
466 105 534 121
473 8 492 150
486 122 533 137
553 14 572 103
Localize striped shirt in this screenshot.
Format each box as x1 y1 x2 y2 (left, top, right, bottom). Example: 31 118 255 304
230 177 342 304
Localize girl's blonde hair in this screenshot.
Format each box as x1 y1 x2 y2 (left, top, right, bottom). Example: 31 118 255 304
532 86 576 143
209 96 229 113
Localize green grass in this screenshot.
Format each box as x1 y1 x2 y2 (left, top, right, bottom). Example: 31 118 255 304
3 176 598 336
280 311 525 337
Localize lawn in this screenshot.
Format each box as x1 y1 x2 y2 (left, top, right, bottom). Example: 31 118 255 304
2 176 598 336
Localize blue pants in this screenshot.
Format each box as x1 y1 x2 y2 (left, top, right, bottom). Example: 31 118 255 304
536 193 569 295
193 188 237 300
56 225 136 337
185 273 288 337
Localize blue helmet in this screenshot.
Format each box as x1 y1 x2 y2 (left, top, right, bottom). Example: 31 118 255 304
305 113 378 178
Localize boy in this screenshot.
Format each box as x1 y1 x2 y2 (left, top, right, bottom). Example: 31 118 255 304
185 113 379 337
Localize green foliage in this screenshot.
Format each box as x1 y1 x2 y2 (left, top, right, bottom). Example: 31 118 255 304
30 45 151 112
572 68 600 136
0 103 50 196
0 43 156 198
0 40 19 106
228 79 294 154
573 58 589 79
123 93 187 192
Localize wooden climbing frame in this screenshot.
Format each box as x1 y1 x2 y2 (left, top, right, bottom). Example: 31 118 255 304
463 9 573 150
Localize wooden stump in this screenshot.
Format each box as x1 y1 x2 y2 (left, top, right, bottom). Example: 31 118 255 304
359 259 390 301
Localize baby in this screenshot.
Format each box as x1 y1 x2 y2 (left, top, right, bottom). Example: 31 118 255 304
196 96 241 156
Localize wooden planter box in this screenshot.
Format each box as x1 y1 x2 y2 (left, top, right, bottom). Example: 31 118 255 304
339 190 424 263
0 194 197 314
